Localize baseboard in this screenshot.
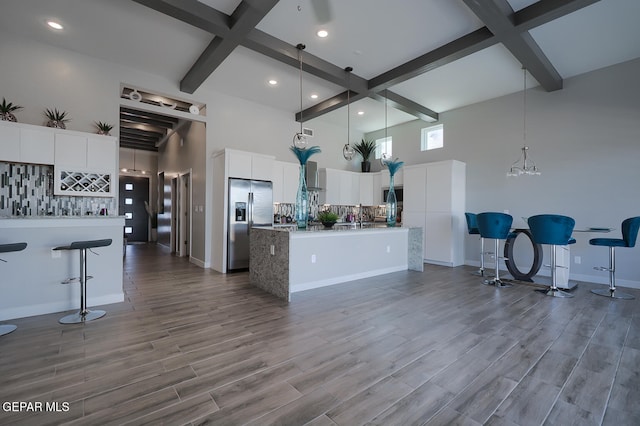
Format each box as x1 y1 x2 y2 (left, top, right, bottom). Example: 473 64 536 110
189 256 209 268
464 260 640 289
291 265 408 293
0 293 125 321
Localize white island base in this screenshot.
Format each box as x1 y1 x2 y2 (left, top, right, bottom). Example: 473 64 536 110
0 217 125 321
250 226 423 301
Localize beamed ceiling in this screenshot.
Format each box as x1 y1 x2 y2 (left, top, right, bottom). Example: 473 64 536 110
2 1 639 135
131 0 595 124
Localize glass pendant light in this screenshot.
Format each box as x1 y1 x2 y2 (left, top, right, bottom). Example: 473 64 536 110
293 43 309 149
342 67 355 161
507 67 540 176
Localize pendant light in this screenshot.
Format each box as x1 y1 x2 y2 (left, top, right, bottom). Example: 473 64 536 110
292 43 309 149
507 67 540 176
380 89 390 167
342 66 355 161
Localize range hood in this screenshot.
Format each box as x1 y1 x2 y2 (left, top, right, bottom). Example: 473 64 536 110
306 161 322 191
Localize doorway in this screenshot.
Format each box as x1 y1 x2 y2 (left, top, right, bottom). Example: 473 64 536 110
119 176 150 242
171 171 191 257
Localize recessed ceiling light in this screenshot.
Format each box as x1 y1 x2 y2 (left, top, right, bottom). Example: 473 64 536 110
47 20 64 30
357 111 364 115
310 94 318 99
268 79 278 86
317 30 328 38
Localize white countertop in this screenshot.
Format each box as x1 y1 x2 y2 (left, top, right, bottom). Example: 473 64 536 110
0 216 125 229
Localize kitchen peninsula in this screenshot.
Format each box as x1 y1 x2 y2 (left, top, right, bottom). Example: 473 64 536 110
0 216 124 321
250 225 423 301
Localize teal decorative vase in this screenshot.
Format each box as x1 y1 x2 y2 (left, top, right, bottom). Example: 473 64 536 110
296 164 308 229
386 174 397 227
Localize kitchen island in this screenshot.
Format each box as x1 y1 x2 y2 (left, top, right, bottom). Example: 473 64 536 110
0 216 125 321
250 225 423 301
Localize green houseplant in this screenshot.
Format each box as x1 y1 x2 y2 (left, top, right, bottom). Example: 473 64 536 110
94 121 113 136
317 210 339 228
44 108 70 129
0 97 23 122
353 139 376 172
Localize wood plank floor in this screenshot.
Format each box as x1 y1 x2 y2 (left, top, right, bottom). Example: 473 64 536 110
1 243 639 425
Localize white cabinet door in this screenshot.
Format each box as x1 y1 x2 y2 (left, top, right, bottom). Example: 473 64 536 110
359 173 374 206
0 122 21 162
55 133 87 168
426 162 452 211
20 127 54 165
319 169 340 205
87 136 116 171
282 162 300 204
272 161 284 202
372 173 382 205
252 155 274 181
341 172 359 205
425 211 453 264
403 165 427 212
227 150 252 179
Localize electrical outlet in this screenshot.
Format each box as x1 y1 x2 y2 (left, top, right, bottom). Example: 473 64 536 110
311 254 316 263
51 249 61 259
574 256 581 264
269 245 275 256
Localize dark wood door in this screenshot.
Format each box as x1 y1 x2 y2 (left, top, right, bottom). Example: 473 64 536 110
119 176 149 243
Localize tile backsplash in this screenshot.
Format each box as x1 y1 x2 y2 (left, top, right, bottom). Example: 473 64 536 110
0 162 116 217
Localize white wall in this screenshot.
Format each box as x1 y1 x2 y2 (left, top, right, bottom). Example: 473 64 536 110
367 58 640 287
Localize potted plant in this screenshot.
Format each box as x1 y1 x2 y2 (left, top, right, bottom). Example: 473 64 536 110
0 97 23 122
44 108 70 129
317 210 339 228
353 139 376 172
94 121 113 136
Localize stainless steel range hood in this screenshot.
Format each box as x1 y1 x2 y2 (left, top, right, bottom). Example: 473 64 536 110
306 161 322 191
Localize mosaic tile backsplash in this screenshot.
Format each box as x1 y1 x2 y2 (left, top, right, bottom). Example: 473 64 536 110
0 162 117 217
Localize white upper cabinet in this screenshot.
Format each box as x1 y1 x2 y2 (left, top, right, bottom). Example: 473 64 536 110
87 137 117 171
403 165 427 212
320 168 360 206
54 133 87 169
272 161 300 204
227 149 274 181
0 121 55 165
359 173 374 206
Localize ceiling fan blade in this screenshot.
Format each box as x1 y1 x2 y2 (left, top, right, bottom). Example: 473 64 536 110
311 0 332 24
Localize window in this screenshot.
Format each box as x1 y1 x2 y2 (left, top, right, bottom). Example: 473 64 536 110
125 183 133 191
125 198 133 205
124 226 133 234
125 212 133 219
375 136 392 159
421 124 444 151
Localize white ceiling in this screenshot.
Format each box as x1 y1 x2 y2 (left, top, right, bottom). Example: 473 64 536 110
2 0 639 133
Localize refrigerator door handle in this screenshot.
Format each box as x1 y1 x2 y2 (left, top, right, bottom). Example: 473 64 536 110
247 192 253 235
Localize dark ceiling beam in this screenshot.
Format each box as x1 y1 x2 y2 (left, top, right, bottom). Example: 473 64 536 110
368 28 496 92
120 126 164 138
514 0 601 31
180 0 280 93
130 0 231 36
121 107 179 124
120 141 159 152
371 92 439 123
462 0 565 91
243 30 369 93
121 115 175 130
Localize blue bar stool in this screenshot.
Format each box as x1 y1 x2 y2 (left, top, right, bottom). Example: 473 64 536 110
54 239 112 324
528 214 576 298
0 242 27 337
465 212 493 277
477 212 514 287
590 216 640 300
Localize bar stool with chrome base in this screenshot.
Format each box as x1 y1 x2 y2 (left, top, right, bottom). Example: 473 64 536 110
465 212 493 277
477 212 514 288
528 214 576 298
54 239 112 324
589 216 640 300
0 242 27 337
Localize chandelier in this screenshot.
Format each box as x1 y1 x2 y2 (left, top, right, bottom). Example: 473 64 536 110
507 67 540 177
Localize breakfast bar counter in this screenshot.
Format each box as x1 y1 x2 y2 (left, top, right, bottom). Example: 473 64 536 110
250 225 423 301
0 216 125 320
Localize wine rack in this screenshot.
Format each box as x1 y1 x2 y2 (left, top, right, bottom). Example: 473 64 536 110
55 170 113 197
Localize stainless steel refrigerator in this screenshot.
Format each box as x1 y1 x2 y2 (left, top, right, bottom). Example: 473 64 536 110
227 178 273 270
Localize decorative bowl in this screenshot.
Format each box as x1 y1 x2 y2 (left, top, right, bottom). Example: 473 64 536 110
321 221 336 229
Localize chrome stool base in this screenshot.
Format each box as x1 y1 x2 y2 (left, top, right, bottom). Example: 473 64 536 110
536 287 573 298
483 278 513 288
591 288 634 300
59 310 106 324
0 324 17 336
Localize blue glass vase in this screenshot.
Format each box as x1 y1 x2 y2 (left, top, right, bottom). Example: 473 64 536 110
296 164 308 229
386 174 397 227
